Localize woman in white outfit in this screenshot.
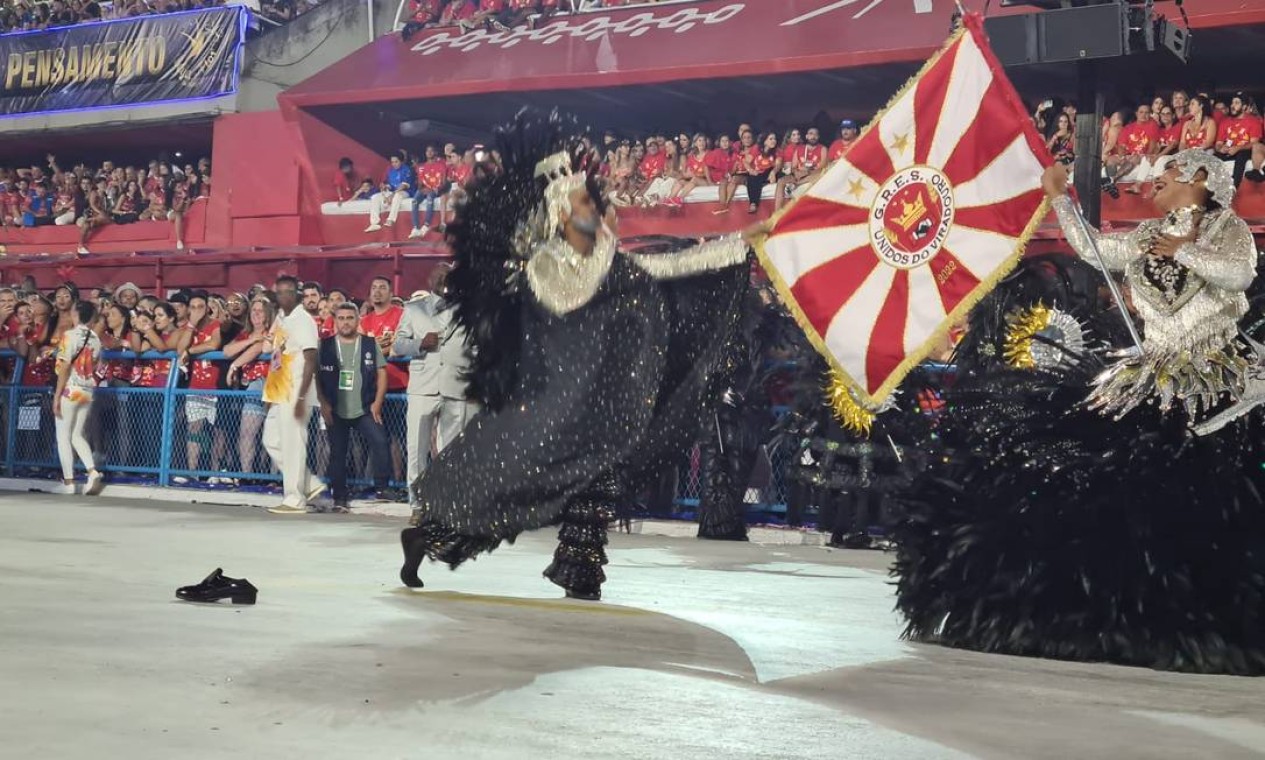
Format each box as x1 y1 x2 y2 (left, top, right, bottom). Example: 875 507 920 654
52 300 105 496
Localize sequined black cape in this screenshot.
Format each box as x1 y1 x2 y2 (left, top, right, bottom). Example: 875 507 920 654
414 250 748 559
891 254 1265 675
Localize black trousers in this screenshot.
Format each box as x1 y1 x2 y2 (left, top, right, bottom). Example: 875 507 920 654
745 173 770 207
328 412 390 499
1214 150 1253 185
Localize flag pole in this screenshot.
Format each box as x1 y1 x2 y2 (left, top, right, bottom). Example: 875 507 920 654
1065 207 1145 353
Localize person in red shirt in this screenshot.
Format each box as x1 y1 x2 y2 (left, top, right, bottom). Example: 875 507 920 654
0 287 20 351
742 132 782 214
402 0 444 39
1214 93 1263 186
1155 105 1182 159
176 292 224 480
469 0 507 30
439 0 477 30
360 276 407 393
1212 98 1228 126
444 150 476 223
1106 103 1161 187
1171 90 1190 122
94 302 141 468
410 144 449 239
51 175 79 226
224 297 276 481
665 133 712 206
1180 94 1217 151
776 127 827 210
1 180 24 228
714 130 755 215
360 275 407 481
828 119 859 163
607 142 635 204
627 138 668 206
333 157 373 205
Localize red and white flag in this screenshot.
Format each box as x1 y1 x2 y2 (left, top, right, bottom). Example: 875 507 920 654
758 14 1051 404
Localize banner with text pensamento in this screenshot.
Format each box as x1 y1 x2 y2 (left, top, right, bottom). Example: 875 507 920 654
0 6 245 117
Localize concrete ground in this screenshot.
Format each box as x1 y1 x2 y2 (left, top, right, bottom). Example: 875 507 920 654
1 491 1263 760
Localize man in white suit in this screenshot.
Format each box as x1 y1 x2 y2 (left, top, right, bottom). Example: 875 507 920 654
392 264 475 519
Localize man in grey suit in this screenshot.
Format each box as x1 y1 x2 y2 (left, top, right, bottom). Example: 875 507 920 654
391 264 476 516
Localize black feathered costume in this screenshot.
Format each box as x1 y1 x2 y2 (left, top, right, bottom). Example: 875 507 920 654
892 153 1265 675
399 111 751 598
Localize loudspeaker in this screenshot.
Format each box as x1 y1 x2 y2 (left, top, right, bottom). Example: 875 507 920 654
1038 3 1127 61
985 15 1039 66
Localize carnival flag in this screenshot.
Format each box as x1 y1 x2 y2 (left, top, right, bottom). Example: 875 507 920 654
757 14 1052 405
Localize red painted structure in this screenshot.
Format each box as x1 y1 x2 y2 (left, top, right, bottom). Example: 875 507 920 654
2 0 1264 286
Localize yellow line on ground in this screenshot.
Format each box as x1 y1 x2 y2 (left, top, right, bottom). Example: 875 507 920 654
391 589 651 616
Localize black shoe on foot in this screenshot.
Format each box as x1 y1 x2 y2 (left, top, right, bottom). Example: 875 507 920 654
565 588 601 601
1246 169 1265 183
176 568 258 605
399 528 425 588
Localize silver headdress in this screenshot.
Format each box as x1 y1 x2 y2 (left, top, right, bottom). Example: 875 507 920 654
536 150 588 236
511 149 589 260
1167 149 1235 208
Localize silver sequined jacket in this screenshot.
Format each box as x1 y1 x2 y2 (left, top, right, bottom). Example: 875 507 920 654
1052 195 1259 415
1052 195 1256 352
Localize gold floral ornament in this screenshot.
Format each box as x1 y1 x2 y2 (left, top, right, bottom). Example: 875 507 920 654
1003 301 1087 370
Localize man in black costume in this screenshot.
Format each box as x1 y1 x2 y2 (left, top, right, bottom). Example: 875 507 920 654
399 112 765 600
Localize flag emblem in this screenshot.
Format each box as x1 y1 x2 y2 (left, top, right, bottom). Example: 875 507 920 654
758 14 1051 405
871 166 955 270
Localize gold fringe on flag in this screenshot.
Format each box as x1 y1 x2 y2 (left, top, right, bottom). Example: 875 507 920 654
825 368 876 438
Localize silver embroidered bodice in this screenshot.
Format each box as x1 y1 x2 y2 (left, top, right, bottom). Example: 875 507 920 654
525 231 749 316
1052 195 1256 354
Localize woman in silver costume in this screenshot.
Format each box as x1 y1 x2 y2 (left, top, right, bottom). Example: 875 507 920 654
892 149 1265 675
1046 149 1259 424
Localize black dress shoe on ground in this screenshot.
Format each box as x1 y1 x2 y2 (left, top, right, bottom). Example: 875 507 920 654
399 528 425 588
565 588 601 601
176 568 258 605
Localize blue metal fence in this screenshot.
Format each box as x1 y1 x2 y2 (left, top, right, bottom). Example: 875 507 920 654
0 348 951 519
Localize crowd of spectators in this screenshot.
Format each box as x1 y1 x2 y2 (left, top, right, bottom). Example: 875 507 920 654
0 0 224 33
342 117 863 238
0 274 421 497
0 153 210 254
1032 89 1265 194
401 0 676 39
0 0 325 35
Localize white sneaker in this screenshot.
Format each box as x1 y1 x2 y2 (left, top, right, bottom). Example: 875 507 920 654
176 240 185 250
267 504 308 515
418 224 429 238
76 246 89 255
306 481 326 503
408 227 424 239
364 222 383 233
172 475 190 485
54 482 75 495
85 471 105 496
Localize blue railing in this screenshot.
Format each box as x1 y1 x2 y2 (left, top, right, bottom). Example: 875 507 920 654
0 348 955 522
0 348 419 493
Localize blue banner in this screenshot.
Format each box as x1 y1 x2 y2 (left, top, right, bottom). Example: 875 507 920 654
0 7 245 117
